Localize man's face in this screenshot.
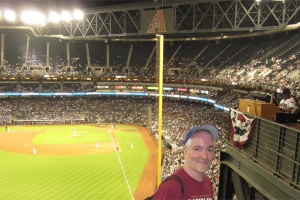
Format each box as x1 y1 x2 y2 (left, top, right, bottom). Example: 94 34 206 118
184 131 215 180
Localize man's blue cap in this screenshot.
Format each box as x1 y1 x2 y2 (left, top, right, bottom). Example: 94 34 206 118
183 124 219 145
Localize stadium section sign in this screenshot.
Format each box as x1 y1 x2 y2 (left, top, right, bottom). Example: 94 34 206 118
141 9 174 34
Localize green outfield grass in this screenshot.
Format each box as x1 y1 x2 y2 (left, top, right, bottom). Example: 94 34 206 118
0 124 149 200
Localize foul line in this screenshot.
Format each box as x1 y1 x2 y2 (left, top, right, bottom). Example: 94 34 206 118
109 129 134 200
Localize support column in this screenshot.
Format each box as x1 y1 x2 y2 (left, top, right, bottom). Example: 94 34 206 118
1 34 4 65
106 43 109 67
86 43 91 66
66 42 70 66
126 44 133 68
25 35 30 66
46 42 50 67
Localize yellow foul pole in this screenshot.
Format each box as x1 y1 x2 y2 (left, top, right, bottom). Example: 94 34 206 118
156 34 163 186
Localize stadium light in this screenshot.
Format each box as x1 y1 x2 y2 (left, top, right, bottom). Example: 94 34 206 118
21 11 45 24
4 10 16 21
2 8 84 25
73 9 83 20
48 12 60 23
61 11 71 22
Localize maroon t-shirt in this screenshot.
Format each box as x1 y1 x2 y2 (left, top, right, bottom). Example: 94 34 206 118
153 167 213 200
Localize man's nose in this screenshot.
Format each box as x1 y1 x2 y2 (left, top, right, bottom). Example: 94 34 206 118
199 150 208 159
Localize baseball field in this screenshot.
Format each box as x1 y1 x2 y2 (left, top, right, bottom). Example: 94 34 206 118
0 124 158 200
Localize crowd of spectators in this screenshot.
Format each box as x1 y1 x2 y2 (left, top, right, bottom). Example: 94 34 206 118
0 83 96 93
63 83 83 92
19 83 39 93
0 83 18 92
0 97 153 125
1 31 299 95
216 90 249 109
41 83 62 92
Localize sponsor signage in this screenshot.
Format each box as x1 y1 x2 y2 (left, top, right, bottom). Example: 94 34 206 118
131 86 144 89
178 88 188 92
115 86 127 89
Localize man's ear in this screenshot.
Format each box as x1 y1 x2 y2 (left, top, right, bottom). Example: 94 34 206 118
183 146 188 155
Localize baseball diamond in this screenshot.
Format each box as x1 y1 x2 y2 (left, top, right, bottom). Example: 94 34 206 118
0 124 157 200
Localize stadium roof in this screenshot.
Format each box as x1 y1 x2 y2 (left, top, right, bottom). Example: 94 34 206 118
48 0 150 9
1 0 300 41
0 0 150 9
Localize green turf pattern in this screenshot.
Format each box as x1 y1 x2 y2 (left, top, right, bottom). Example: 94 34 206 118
0 125 149 200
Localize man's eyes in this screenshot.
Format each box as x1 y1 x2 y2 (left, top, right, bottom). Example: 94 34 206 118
194 147 214 153
207 148 214 153
194 147 201 151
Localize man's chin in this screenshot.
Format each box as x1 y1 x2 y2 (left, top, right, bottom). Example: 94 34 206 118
196 166 209 174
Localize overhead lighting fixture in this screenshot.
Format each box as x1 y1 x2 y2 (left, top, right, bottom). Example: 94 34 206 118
49 12 60 23
21 11 45 24
61 11 71 22
4 10 16 21
73 9 83 20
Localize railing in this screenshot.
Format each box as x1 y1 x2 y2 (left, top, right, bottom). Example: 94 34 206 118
235 114 300 190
